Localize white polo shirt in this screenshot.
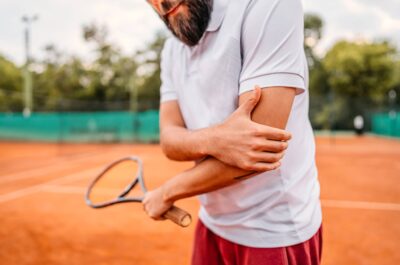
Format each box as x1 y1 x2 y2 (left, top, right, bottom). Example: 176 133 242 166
160 0 322 247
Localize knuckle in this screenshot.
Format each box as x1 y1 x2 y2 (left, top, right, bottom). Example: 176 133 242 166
264 164 274 171
239 161 247 168
246 151 256 161
280 142 287 150
270 155 280 163
243 162 253 171
250 152 260 162
250 142 259 150
277 152 284 159
262 165 272 171
251 127 261 136
266 164 275 171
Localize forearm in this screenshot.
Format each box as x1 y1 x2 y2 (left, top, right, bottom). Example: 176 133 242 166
160 125 215 161
160 100 218 161
159 88 291 165
162 87 295 202
162 156 261 202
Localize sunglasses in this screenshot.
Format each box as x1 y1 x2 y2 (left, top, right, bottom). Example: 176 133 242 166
147 0 185 17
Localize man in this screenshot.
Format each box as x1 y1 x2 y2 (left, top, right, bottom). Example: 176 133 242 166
143 0 322 264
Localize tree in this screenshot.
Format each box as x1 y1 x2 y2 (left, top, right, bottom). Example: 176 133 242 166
304 13 324 69
82 23 136 109
388 58 400 107
303 13 332 129
134 31 167 110
322 40 397 129
0 55 23 112
32 44 87 111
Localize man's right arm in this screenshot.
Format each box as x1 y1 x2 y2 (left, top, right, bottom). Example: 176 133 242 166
160 87 291 171
159 101 211 161
144 86 296 219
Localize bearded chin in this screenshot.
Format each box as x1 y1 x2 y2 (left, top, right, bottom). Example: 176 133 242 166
164 0 212 46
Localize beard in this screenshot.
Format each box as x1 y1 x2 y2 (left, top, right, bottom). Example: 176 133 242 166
161 0 213 46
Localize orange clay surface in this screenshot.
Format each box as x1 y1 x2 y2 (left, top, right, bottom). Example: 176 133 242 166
0 136 399 265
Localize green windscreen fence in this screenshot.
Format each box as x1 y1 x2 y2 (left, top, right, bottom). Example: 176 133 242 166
1 111 398 142
0 111 160 143
371 112 400 138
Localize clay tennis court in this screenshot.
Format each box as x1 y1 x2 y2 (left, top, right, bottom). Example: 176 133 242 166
0 136 399 265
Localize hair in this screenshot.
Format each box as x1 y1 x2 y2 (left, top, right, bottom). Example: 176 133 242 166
162 0 213 46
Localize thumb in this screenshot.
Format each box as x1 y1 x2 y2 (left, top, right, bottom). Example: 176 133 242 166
238 86 261 116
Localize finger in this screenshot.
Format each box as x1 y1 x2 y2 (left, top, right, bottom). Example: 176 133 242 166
153 216 167 221
255 125 292 141
237 86 262 116
253 140 288 152
251 161 281 172
251 151 284 163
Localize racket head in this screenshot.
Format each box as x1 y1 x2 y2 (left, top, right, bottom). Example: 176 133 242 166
85 156 146 208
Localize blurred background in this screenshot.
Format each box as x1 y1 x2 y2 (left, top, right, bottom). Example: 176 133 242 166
0 0 399 140
0 0 399 264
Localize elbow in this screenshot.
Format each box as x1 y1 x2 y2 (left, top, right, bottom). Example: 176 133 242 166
160 138 185 161
161 146 178 161
160 140 174 160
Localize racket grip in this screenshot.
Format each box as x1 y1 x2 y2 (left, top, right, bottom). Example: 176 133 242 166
164 206 192 227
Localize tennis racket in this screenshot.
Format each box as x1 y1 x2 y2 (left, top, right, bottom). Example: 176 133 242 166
85 156 192 227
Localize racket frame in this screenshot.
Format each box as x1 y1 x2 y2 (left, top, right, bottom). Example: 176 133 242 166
85 156 146 208
85 156 192 227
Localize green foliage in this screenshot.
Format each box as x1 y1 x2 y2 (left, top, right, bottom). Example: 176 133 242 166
324 41 396 100
321 41 397 129
304 13 399 130
388 60 400 106
304 13 332 129
0 55 23 111
308 61 331 129
33 45 85 110
304 13 324 69
134 31 166 109
0 17 399 132
304 14 323 41
0 23 166 112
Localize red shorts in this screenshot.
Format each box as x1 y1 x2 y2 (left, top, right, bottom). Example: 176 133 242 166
192 220 323 265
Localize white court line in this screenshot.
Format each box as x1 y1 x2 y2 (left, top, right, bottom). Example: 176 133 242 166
41 185 125 196
0 167 100 204
42 185 87 194
2 171 400 213
6 182 400 213
321 199 400 212
0 154 103 184
0 152 140 185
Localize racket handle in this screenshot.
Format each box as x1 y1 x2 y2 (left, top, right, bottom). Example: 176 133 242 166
164 205 192 227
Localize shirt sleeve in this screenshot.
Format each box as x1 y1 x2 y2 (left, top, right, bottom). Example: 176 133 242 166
239 0 307 95
160 38 178 103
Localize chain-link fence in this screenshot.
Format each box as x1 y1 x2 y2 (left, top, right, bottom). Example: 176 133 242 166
0 111 159 143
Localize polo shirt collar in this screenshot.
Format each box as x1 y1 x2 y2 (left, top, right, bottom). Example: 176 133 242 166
206 0 229 32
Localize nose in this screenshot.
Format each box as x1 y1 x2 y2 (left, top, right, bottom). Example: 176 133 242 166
147 0 162 13
147 0 183 16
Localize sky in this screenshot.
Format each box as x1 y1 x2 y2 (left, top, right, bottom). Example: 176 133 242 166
1 0 399 65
